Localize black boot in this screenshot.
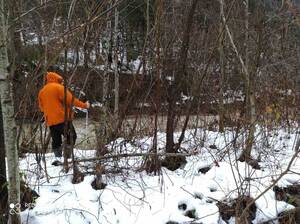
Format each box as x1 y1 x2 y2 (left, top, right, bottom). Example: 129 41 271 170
51 158 63 166
52 147 63 166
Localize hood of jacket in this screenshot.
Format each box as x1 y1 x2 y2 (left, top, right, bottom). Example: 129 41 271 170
46 72 63 84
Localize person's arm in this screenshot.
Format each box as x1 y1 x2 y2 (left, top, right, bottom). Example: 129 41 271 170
66 89 88 108
58 85 89 109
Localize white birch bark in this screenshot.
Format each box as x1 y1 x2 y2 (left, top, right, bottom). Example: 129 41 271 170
0 0 21 223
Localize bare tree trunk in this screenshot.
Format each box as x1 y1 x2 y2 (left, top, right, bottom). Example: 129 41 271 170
165 0 198 154
96 66 109 155
144 0 150 76
218 0 225 132
0 1 21 223
0 100 8 224
219 0 256 165
92 69 109 189
83 27 90 68
7 0 22 70
143 0 162 174
113 1 119 116
2 82 19 217
240 0 256 163
63 43 70 173
96 3 111 156
93 6 112 189
163 0 198 171
93 59 108 189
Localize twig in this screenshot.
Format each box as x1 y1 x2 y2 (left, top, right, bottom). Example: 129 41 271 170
52 191 72 204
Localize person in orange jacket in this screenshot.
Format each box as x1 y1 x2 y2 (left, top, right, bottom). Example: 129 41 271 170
38 72 90 165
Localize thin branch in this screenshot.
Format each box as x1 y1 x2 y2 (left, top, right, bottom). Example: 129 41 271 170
219 0 249 80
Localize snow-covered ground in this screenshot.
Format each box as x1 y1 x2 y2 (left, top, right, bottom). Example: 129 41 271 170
19 127 300 224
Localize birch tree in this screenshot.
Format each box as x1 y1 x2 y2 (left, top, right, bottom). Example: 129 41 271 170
0 0 21 223
0 101 7 223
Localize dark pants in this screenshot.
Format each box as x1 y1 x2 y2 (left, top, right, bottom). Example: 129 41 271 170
49 122 77 157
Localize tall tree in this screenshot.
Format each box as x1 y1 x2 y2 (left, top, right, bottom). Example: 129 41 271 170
163 0 199 170
218 0 226 132
0 100 8 223
219 0 258 166
113 0 119 117
0 0 21 223
143 0 163 174
239 0 256 164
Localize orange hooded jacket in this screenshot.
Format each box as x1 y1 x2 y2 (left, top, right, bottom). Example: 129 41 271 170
38 72 88 126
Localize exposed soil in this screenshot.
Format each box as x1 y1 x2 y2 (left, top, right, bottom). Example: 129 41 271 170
217 196 257 223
